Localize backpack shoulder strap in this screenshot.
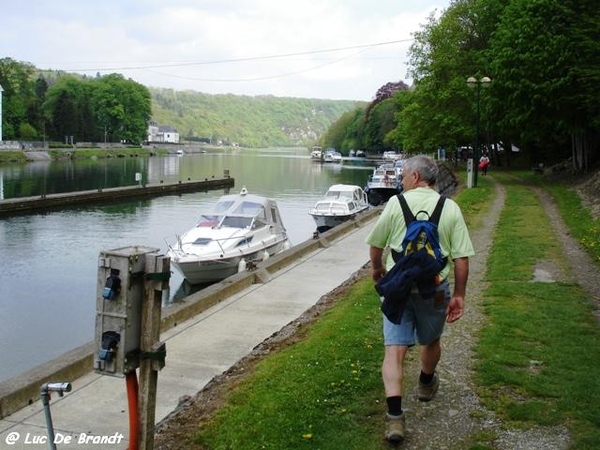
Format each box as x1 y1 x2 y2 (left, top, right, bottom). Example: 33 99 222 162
429 196 446 225
397 194 415 225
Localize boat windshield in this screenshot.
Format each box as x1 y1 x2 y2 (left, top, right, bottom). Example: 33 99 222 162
231 201 266 217
197 214 223 227
220 216 254 228
211 200 235 213
197 199 269 229
326 189 353 199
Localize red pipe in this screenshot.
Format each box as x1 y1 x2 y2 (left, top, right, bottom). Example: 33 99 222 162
125 371 139 450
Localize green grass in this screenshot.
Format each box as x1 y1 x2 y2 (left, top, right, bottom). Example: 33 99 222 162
0 151 29 164
474 172 600 448
0 147 169 166
193 279 386 450
529 171 599 265
181 168 600 449
452 174 495 231
49 147 168 159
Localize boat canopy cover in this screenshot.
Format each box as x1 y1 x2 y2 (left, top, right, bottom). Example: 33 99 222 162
324 184 365 201
196 191 287 234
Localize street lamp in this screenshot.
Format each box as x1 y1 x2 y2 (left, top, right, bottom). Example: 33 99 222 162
467 76 491 187
0 84 4 142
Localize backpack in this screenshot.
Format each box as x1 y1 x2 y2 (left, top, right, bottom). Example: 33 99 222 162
392 194 447 273
375 194 447 324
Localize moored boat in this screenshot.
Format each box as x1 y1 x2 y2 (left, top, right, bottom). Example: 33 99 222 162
308 184 370 233
166 187 292 284
323 148 342 163
310 145 323 160
382 151 400 161
364 163 403 206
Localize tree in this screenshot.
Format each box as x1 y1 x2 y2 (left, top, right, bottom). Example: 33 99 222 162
321 107 365 153
364 98 398 153
43 76 87 142
90 74 151 144
396 1 491 155
0 58 37 139
489 0 599 171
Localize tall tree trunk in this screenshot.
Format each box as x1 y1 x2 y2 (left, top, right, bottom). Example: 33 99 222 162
571 131 589 173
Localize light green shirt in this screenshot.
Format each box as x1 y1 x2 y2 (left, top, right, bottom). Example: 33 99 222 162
365 187 475 279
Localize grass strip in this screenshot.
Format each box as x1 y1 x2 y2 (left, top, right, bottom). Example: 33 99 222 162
526 171 599 265
474 173 600 448
193 279 386 449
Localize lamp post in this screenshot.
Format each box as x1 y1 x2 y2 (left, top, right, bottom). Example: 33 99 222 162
466 76 491 187
0 84 4 142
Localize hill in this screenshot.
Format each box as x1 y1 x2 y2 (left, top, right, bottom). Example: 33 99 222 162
149 87 365 148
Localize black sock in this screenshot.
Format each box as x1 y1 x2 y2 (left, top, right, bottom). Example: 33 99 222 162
386 396 402 416
419 371 434 385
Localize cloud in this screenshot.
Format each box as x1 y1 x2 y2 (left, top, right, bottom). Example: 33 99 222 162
0 0 448 100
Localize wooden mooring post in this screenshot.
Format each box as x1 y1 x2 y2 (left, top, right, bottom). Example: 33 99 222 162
139 253 170 450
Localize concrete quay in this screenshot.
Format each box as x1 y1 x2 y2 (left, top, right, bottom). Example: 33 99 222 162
0 208 380 449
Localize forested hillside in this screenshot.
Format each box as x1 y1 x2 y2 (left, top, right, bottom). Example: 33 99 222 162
150 88 364 148
0 58 363 148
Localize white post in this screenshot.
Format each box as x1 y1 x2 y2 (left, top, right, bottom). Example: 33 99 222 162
467 158 474 188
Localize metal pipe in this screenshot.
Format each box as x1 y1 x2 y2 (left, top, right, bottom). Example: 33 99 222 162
40 382 72 450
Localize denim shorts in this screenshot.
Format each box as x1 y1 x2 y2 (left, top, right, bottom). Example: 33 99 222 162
382 280 451 346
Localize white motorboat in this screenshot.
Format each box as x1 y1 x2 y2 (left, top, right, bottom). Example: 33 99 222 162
323 149 342 163
166 187 292 284
382 151 401 161
308 184 370 232
364 163 403 206
310 145 323 160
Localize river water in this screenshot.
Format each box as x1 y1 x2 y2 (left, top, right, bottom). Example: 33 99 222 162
0 148 375 382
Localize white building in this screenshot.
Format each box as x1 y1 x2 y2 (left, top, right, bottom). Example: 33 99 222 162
147 121 180 143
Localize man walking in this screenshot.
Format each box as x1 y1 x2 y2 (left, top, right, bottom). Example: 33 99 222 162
365 155 474 442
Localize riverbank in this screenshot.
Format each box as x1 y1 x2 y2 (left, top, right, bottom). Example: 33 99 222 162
0 146 165 164
0 144 302 165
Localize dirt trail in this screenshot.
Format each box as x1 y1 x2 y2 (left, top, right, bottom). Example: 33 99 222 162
397 178 577 450
156 175 599 449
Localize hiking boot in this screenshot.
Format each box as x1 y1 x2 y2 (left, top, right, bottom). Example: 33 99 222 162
384 413 405 443
418 373 439 402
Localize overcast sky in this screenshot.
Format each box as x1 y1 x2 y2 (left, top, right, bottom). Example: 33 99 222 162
1 0 449 101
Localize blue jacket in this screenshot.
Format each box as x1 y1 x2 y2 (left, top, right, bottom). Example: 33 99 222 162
375 247 442 324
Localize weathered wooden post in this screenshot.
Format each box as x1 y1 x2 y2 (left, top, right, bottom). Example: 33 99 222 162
138 253 170 450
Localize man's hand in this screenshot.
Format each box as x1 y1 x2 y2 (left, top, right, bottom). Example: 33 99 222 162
446 295 464 323
369 246 386 283
371 267 386 283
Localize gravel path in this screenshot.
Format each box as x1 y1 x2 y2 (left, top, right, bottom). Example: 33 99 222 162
394 178 508 449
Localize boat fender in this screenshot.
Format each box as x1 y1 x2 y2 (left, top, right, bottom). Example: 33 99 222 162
262 250 269 261
238 259 247 273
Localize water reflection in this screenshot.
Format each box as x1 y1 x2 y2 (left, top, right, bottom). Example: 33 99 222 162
0 149 376 382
